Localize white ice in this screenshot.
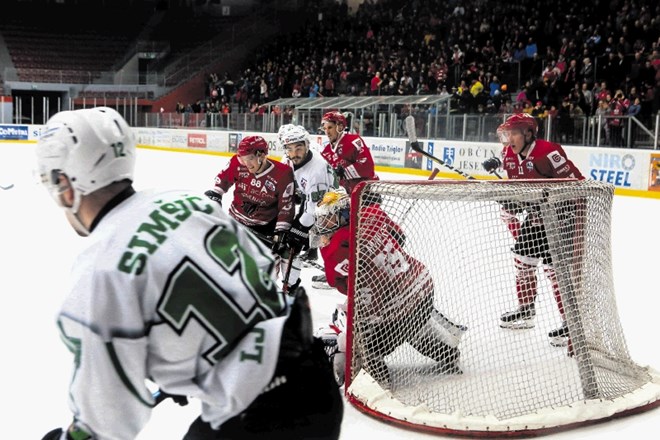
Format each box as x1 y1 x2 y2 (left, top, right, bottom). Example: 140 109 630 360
1 144 658 439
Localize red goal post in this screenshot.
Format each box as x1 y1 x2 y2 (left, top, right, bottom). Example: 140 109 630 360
344 178 660 437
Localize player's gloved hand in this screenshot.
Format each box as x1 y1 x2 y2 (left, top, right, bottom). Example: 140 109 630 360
271 232 288 256
41 425 91 440
482 157 502 173
287 221 311 253
242 200 257 215
294 188 303 205
334 165 346 179
41 428 67 440
204 189 222 206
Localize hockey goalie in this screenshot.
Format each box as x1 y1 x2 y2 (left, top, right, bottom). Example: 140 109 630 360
312 188 466 388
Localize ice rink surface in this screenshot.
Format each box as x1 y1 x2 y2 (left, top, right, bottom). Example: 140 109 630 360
1 143 658 439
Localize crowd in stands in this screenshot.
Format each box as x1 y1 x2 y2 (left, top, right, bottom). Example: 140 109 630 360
183 0 659 141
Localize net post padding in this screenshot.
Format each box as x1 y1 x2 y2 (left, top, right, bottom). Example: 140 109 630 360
344 179 660 436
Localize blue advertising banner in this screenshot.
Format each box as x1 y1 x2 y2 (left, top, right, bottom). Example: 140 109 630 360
0 125 29 140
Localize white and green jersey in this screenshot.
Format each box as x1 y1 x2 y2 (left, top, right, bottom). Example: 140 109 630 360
283 149 339 229
57 189 287 438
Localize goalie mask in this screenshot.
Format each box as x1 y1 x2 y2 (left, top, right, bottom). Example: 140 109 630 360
36 106 136 217
311 189 350 247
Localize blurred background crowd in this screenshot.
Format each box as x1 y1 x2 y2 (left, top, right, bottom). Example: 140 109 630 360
1 0 659 146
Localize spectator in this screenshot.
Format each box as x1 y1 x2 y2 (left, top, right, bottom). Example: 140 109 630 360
608 90 628 147
259 78 268 103
370 71 382 95
595 99 611 144
557 97 574 143
627 97 642 147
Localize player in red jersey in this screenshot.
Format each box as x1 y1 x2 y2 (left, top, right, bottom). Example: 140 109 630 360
319 111 379 195
205 135 299 290
483 113 584 347
311 189 466 387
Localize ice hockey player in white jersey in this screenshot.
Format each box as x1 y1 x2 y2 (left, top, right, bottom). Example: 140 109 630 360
36 107 343 440
278 124 338 279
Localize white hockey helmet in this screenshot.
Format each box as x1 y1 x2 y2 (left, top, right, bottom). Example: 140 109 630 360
313 188 350 236
36 106 136 214
278 124 309 148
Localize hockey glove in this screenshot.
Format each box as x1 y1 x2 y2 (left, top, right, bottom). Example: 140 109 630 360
334 165 346 179
41 425 92 440
204 189 222 206
41 428 66 440
287 221 311 253
271 232 288 257
482 157 502 173
241 200 258 216
294 188 303 205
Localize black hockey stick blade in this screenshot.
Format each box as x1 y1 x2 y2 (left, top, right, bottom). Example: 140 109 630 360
302 258 325 272
0 183 14 190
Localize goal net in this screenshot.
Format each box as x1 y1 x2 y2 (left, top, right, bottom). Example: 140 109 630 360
345 179 660 436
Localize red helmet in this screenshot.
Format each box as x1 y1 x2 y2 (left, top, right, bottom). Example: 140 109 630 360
321 111 347 127
237 135 268 156
498 113 538 136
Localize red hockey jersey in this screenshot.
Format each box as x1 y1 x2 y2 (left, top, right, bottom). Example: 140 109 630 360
321 132 378 194
320 204 432 322
501 139 584 180
212 155 296 231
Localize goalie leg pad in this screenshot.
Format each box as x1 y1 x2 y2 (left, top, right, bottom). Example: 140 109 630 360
333 352 346 387
408 310 466 349
431 309 468 347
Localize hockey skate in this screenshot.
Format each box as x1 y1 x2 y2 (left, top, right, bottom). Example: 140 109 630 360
312 273 332 290
500 303 536 329
436 346 463 375
299 247 318 266
548 322 569 347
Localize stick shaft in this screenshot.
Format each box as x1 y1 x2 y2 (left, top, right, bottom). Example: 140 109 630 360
404 115 476 180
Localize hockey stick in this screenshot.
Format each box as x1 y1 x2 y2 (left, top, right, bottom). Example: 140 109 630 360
0 183 14 190
248 229 326 275
249 229 274 246
302 259 325 272
398 167 439 226
404 115 477 180
282 249 298 295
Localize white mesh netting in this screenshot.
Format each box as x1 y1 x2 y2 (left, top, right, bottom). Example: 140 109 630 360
345 179 660 435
